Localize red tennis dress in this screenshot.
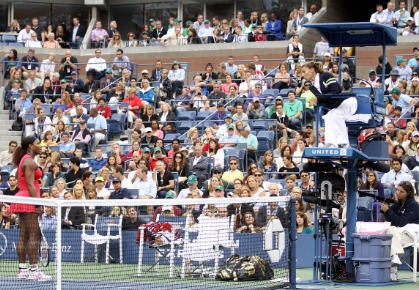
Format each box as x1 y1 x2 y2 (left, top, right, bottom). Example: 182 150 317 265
10 154 42 213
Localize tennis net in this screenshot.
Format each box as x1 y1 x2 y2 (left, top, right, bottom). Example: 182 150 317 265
0 195 296 290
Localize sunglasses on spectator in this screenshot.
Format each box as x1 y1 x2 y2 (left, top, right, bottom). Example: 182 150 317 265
254 174 263 177
230 162 237 165
367 174 375 177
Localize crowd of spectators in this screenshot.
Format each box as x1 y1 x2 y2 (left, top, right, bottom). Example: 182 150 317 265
4 4 419 261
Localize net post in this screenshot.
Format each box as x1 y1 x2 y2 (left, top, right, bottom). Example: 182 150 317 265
289 197 297 289
137 226 145 276
56 201 62 290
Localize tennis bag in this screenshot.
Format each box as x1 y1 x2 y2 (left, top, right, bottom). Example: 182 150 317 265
216 254 274 282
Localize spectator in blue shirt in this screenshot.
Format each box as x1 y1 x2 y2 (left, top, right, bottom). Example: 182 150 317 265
87 107 107 149
21 49 40 80
266 13 283 40
58 132 76 157
112 49 131 77
109 178 132 199
211 104 228 127
14 89 32 122
89 147 107 172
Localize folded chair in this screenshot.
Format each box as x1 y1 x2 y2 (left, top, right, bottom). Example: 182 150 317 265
180 214 239 278
80 214 123 264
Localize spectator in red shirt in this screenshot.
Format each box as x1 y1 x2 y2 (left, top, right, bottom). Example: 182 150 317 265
96 97 112 120
122 88 142 127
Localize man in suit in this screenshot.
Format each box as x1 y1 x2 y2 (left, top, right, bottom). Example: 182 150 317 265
218 25 234 43
151 21 167 40
151 60 165 82
256 184 289 228
188 144 209 188
70 17 87 48
62 191 85 229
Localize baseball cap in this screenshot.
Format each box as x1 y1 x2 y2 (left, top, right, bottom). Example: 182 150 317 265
143 147 150 153
412 131 419 137
174 18 182 23
253 97 260 102
323 52 331 57
145 127 152 132
149 18 155 22
408 17 414 22
204 20 210 24
216 103 224 107
95 176 104 182
112 178 121 183
227 124 234 130
186 20 193 25
187 175 197 184
389 69 400 76
368 69 376 74
224 114 232 119
79 120 86 124
341 48 347 53
105 68 112 74
213 166 224 174
397 58 407 65
414 47 419 51
71 71 78 75
215 185 224 191
166 190 175 199
162 205 173 212
173 60 179 65
154 146 161 152
60 79 67 84
306 124 313 128
390 87 401 95
141 69 149 74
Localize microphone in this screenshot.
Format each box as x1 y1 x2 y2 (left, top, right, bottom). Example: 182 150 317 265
303 163 334 172
358 190 397 204
362 161 390 173
302 195 341 209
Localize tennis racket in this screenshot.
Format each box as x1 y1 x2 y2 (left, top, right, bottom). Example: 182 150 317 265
38 218 50 267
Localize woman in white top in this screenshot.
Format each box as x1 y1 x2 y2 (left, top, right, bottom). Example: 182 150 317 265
190 87 209 111
207 138 224 168
293 138 308 167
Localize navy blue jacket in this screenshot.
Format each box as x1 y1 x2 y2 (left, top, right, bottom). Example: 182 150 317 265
309 72 343 109
384 198 419 227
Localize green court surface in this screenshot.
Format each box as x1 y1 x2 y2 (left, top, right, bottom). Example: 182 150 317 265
0 261 290 289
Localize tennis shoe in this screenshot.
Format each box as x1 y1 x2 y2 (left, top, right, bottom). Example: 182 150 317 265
17 268 29 280
28 269 52 281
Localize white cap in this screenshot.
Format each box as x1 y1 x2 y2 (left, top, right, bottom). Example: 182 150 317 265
141 69 149 74
162 205 173 212
412 77 419 82
408 17 414 21
324 52 331 57
144 127 152 132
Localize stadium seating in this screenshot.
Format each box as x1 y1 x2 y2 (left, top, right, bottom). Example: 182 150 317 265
356 196 373 222
2 35 16 43
177 111 196 121
195 111 212 121
257 131 275 153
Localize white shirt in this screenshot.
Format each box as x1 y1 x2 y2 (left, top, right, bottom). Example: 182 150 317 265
17 29 34 43
198 26 214 38
131 178 157 198
178 188 203 199
86 57 107 72
40 59 55 73
381 169 412 187
72 25 79 42
97 187 110 198
25 40 42 48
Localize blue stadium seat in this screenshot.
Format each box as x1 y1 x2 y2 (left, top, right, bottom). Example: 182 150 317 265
0 43 7 47
257 131 275 152
263 89 279 97
249 120 267 131
8 42 24 47
2 35 17 43
196 111 212 121
177 110 196 121
178 121 196 134
107 119 124 140
357 196 373 222
163 133 181 143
